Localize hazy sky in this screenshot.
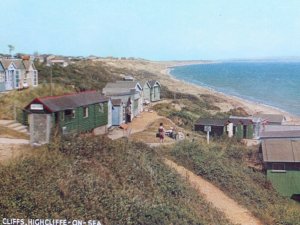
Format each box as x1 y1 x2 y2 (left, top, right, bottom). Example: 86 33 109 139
1 0 300 60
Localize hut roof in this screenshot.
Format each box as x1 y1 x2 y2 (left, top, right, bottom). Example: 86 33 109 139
103 81 142 95
148 80 160 87
260 130 300 139
262 139 300 163
255 113 285 124
26 91 109 113
195 118 228 126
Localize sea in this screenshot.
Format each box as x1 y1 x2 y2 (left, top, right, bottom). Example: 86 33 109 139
170 62 300 116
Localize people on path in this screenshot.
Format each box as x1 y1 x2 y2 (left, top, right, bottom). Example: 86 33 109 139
158 122 165 143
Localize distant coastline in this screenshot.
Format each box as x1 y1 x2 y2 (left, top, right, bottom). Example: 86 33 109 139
160 61 300 124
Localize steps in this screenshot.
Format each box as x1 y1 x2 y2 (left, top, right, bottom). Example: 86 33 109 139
0 120 29 134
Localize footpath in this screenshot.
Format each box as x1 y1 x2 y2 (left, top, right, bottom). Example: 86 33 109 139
164 159 263 225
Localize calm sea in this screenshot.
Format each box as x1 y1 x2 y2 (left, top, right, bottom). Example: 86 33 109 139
170 62 300 116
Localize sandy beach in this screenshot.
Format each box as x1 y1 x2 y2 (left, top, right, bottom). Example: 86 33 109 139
101 59 300 124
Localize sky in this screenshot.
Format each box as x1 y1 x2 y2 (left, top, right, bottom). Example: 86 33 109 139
1 0 300 60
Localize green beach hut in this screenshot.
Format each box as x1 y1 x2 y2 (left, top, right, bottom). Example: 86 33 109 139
25 91 110 144
262 139 300 198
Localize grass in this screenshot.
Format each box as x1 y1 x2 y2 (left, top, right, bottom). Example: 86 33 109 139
0 83 75 120
166 139 300 225
0 136 233 225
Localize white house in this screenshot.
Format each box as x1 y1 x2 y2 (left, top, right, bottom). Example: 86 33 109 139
0 58 38 92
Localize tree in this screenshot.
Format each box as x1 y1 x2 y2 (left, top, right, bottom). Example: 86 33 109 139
8 45 15 58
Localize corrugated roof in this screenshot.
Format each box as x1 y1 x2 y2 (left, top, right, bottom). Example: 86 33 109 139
28 91 109 112
262 139 300 162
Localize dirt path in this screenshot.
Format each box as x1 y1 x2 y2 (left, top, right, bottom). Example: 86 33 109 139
164 158 263 225
108 111 163 140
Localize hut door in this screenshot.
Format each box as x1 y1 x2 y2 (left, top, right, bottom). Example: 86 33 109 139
243 125 247 138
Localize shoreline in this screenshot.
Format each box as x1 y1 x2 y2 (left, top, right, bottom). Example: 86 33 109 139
160 63 300 124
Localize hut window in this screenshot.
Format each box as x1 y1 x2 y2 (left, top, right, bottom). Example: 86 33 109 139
272 163 285 172
65 109 75 119
83 107 89 118
99 103 104 113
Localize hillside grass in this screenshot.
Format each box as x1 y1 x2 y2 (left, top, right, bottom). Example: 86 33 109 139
36 61 121 91
0 84 75 120
0 136 233 225
166 139 300 225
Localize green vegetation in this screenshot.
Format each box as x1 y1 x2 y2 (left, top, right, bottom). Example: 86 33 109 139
0 84 74 120
167 140 300 225
0 137 232 225
36 61 120 91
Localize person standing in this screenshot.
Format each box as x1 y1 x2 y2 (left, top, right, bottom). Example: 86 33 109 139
158 122 165 143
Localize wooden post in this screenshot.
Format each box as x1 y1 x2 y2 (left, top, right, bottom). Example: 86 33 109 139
13 104 17 121
207 131 210 144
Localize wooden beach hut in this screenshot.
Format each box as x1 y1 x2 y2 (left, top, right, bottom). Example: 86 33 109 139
194 117 255 139
261 139 300 198
25 91 110 144
111 99 125 126
148 80 161 102
141 80 151 104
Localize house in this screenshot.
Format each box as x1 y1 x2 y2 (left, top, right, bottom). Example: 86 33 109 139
255 113 285 125
0 58 38 91
46 56 70 67
261 139 300 198
194 117 256 139
148 80 161 102
25 91 111 144
23 60 38 87
0 61 5 92
102 81 143 122
140 80 151 104
111 99 125 126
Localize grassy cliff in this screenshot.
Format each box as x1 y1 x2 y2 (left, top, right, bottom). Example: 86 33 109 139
0 136 232 225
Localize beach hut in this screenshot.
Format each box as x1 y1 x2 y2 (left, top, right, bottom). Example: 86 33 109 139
25 91 110 144
229 117 254 139
141 80 151 104
255 113 285 125
102 81 143 121
148 80 161 102
111 99 125 126
261 139 300 198
194 117 255 139
194 118 228 136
